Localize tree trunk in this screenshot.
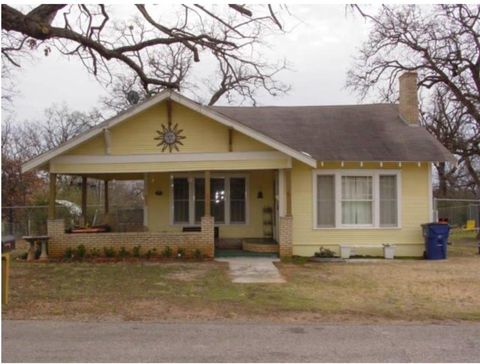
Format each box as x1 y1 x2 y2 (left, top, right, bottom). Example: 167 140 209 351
436 162 448 197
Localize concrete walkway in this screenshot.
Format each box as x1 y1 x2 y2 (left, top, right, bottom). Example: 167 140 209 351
3 320 480 362
216 257 286 283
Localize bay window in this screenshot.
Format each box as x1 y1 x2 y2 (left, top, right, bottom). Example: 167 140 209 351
314 170 400 228
172 174 247 225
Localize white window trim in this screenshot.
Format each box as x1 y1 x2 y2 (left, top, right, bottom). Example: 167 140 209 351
170 172 250 226
312 169 402 230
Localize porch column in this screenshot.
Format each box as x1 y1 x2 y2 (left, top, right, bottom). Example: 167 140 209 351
143 173 148 229
104 180 109 214
48 173 57 220
204 170 211 216
285 169 292 216
81 176 87 226
278 169 293 257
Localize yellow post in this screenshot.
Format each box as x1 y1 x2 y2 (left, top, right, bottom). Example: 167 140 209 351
285 169 292 216
204 171 211 217
48 173 57 220
2 253 10 305
104 180 109 215
81 176 87 226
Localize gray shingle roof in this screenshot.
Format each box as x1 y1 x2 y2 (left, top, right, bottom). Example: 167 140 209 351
211 103 455 162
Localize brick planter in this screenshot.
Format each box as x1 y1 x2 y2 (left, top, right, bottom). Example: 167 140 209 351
47 216 215 259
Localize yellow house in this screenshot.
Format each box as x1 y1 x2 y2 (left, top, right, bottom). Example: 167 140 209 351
22 72 454 259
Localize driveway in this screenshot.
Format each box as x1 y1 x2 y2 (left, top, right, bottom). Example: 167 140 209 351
2 320 480 362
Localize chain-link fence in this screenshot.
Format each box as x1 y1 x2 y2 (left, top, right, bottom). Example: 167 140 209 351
434 198 480 229
1 204 144 238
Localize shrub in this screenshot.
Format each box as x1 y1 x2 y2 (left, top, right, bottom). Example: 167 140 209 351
64 247 74 260
103 247 116 258
145 248 157 259
76 244 87 259
161 246 172 258
176 248 186 258
193 249 202 260
90 247 101 257
314 246 336 258
118 247 130 259
132 245 141 258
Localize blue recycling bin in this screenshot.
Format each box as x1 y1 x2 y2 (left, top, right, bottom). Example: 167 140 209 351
421 223 450 260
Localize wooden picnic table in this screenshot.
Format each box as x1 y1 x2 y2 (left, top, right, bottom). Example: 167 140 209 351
22 235 50 262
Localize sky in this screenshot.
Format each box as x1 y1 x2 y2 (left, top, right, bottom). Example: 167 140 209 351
3 4 373 123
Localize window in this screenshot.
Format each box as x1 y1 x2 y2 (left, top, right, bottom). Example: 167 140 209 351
316 175 335 227
194 178 205 224
211 178 225 223
380 175 398 227
314 171 400 228
230 177 246 223
341 176 373 225
172 175 247 225
173 177 189 223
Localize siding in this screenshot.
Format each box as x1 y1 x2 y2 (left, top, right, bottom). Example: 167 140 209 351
291 160 429 257
67 101 273 156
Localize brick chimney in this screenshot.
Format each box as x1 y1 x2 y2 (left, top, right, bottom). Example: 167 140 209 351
399 72 419 125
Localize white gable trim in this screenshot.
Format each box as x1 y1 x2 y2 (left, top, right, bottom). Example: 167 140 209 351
22 90 316 173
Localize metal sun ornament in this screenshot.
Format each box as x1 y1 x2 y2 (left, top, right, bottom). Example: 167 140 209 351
154 121 186 152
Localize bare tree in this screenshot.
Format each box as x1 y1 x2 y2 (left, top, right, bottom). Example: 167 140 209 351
422 87 480 197
2 104 103 208
11 104 103 159
347 4 480 197
2 4 290 106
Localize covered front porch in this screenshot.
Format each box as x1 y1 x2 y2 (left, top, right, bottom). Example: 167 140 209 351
45 165 293 259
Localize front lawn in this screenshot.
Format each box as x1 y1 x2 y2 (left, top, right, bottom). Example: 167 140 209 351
3 236 479 323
